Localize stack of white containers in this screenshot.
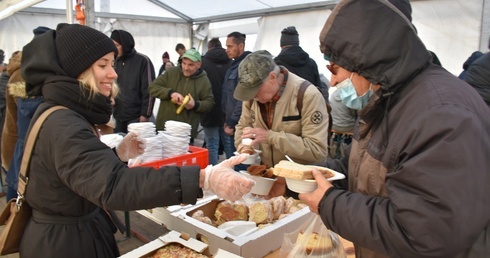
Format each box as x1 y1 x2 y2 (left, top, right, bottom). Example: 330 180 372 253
127 122 162 165
158 120 192 158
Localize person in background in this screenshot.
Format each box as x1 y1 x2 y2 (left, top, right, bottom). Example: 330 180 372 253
328 86 356 159
0 49 7 196
149 49 214 143
175 43 186 67
464 52 490 108
201 38 230 165
234 50 329 198
1 50 22 201
2 26 51 201
19 23 254 258
158 51 171 75
0 50 6 132
274 26 329 103
459 36 489 80
299 1 490 257
319 73 330 104
111 29 155 133
458 51 484 80
222 32 251 159
164 61 175 70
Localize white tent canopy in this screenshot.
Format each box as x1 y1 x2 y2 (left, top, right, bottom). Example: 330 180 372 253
1 0 489 77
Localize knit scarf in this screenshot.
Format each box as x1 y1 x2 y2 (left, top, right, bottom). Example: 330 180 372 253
42 75 113 125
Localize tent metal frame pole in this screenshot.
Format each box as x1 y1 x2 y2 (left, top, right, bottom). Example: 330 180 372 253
481 0 490 51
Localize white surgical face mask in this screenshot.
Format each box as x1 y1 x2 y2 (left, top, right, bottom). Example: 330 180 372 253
338 73 373 110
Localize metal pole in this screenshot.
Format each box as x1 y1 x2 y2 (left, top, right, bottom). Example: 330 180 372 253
66 0 73 23
85 0 95 28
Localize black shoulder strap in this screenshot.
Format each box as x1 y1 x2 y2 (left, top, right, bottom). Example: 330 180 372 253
297 80 311 116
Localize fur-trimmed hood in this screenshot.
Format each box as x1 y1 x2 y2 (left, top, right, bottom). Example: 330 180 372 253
8 81 28 98
7 51 27 98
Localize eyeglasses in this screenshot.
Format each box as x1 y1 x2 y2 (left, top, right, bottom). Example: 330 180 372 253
326 63 339 76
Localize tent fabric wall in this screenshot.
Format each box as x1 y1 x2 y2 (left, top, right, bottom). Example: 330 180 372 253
0 12 64 57
411 0 482 76
0 0 486 77
254 0 483 77
0 13 192 77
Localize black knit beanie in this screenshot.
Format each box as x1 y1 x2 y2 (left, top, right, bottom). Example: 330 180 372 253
33 26 52 38
280 26 299 47
110 30 122 45
55 23 117 78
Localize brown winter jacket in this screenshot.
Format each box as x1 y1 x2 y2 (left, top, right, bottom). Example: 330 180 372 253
1 51 22 170
318 1 490 257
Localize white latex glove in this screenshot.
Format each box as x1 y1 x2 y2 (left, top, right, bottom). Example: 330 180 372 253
203 154 255 201
116 132 146 162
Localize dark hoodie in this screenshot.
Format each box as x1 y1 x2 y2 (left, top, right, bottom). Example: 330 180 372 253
464 52 490 108
274 45 328 102
222 51 251 129
318 0 490 257
110 30 155 122
458 51 484 80
201 47 230 127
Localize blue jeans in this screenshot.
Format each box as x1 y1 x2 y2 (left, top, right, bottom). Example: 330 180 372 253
221 133 250 171
203 126 221 165
222 133 236 159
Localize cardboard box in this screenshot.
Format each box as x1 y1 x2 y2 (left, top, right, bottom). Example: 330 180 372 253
140 197 311 258
119 230 242 258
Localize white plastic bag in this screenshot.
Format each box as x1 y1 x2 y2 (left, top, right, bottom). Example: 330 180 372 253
280 213 346 258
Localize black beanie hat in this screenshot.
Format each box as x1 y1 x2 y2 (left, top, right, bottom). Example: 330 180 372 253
280 26 299 47
110 30 122 45
33 26 52 38
55 23 117 78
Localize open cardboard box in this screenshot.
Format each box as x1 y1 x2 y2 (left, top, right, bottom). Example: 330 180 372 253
142 196 311 258
119 230 242 258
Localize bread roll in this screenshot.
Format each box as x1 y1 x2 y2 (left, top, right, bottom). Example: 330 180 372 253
297 232 333 255
272 160 334 180
269 196 286 220
248 200 273 224
214 201 248 225
233 203 249 221
191 210 213 225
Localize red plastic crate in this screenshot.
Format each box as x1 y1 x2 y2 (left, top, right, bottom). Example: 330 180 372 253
137 146 209 169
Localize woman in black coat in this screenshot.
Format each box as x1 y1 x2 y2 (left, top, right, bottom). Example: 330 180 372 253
18 23 253 258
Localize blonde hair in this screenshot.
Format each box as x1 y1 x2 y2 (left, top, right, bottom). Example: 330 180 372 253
78 66 119 99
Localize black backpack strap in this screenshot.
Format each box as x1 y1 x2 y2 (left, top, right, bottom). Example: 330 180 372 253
297 81 333 140
297 80 311 116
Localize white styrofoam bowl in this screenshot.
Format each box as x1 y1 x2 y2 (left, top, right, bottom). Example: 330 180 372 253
234 150 262 165
285 178 318 193
240 171 277 195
